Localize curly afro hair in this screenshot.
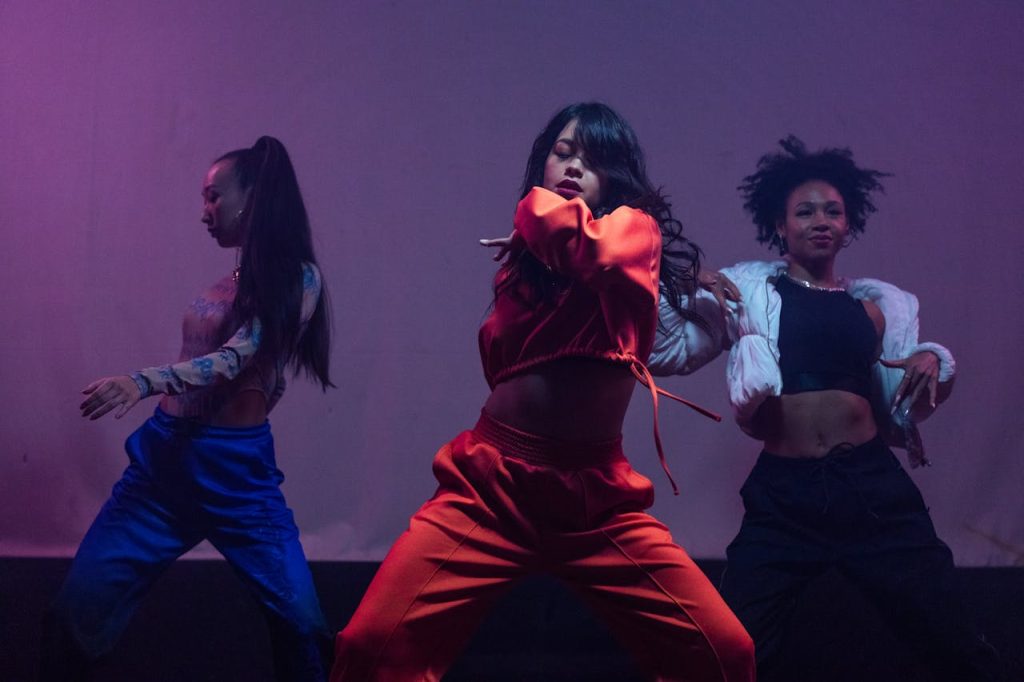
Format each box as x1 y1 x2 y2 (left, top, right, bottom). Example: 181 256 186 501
739 136 889 253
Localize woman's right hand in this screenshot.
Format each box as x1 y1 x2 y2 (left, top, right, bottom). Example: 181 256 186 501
698 269 742 316
80 375 142 420
479 229 519 261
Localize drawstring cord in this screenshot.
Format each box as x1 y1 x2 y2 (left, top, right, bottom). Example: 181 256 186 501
630 360 722 496
813 442 881 520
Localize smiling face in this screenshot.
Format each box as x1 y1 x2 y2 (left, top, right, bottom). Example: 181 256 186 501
201 160 250 248
776 180 849 266
542 119 604 210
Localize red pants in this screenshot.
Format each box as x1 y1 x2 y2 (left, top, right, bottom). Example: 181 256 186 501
332 412 753 681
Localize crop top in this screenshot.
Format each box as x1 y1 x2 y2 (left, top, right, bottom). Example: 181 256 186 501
479 187 663 387
130 262 322 419
776 274 878 399
479 188 719 493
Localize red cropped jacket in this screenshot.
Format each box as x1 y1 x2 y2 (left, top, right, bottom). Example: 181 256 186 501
479 188 717 493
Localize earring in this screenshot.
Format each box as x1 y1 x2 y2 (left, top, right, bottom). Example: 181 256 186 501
841 235 854 249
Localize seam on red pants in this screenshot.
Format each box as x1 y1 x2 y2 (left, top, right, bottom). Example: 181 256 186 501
369 447 502 678
599 528 729 682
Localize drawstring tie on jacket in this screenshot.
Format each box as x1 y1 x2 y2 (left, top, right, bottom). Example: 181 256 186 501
630 360 721 496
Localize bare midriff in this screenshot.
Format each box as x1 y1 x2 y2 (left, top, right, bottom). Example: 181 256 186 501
748 390 878 457
483 357 635 442
160 389 268 428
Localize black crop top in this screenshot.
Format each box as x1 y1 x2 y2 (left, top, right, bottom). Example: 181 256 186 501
776 274 878 399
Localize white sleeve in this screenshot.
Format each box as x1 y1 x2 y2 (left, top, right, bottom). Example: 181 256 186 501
648 289 730 376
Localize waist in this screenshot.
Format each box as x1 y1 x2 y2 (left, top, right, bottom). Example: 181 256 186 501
160 386 270 426
755 391 877 456
487 348 644 388
757 434 888 467
781 370 872 399
149 406 270 439
484 357 636 441
473 410 623 466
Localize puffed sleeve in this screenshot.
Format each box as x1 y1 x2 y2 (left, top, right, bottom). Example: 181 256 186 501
514 187 660 304
648 289 731 376
130 263 323 398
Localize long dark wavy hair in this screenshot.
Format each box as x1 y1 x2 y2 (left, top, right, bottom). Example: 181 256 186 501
739 135 889 253
216 136 332 390
497 102 702 321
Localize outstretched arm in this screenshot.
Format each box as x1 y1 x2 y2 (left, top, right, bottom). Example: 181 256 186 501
80 263 322 420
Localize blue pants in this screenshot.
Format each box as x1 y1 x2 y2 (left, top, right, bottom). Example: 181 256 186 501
42 408 329 681
719 436 1003 681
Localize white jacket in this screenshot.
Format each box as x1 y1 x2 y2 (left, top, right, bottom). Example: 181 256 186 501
649 260 955 467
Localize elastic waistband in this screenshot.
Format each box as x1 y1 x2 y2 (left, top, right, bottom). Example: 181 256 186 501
758 434 887 468
150 407 270 439
472 410 623 466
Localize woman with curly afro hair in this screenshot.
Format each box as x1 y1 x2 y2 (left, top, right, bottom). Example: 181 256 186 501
650 136 1003 681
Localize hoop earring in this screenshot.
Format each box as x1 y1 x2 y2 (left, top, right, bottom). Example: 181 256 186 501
841 235 854 249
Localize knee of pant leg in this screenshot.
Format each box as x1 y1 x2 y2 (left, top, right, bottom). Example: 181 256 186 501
714 624 756 682
332 612 405 676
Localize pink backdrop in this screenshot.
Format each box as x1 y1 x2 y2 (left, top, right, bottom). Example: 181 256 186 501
1 1 1021 565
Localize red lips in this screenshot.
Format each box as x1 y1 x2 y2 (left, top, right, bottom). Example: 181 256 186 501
557 179 583 192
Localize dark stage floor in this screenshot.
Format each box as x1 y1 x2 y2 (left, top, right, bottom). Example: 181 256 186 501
2 558 1020 681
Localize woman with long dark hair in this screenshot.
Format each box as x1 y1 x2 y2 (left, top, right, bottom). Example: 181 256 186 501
43 136 334 681
330 103 754 681
651 137 1003 680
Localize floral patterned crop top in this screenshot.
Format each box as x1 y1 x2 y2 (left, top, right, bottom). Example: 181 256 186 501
130 262 322 420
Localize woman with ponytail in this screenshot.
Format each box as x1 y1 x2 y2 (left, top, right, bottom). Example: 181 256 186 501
42 136 333 681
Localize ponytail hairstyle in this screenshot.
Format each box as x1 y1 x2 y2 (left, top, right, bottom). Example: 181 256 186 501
497 102 703 324
739 135 889 253
217 136 333 389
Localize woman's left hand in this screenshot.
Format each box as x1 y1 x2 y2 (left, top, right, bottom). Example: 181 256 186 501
881 351 940 415
80 375 142 420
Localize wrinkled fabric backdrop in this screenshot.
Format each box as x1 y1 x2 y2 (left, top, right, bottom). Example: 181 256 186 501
2 1 1021 565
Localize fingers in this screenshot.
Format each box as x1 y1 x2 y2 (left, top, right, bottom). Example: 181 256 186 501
115 396 140 420
81 378 104 394
884 352 940 414
719 274 742 302
890 362 939 414
723 281 742 303
715 290 730 317
88 399 122 421
80 380 115 413
480 236 515 262
891 374 911 413
904 373 929 413
80 377 140 420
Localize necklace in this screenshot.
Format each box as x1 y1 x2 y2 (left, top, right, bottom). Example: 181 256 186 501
782 271 846 293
